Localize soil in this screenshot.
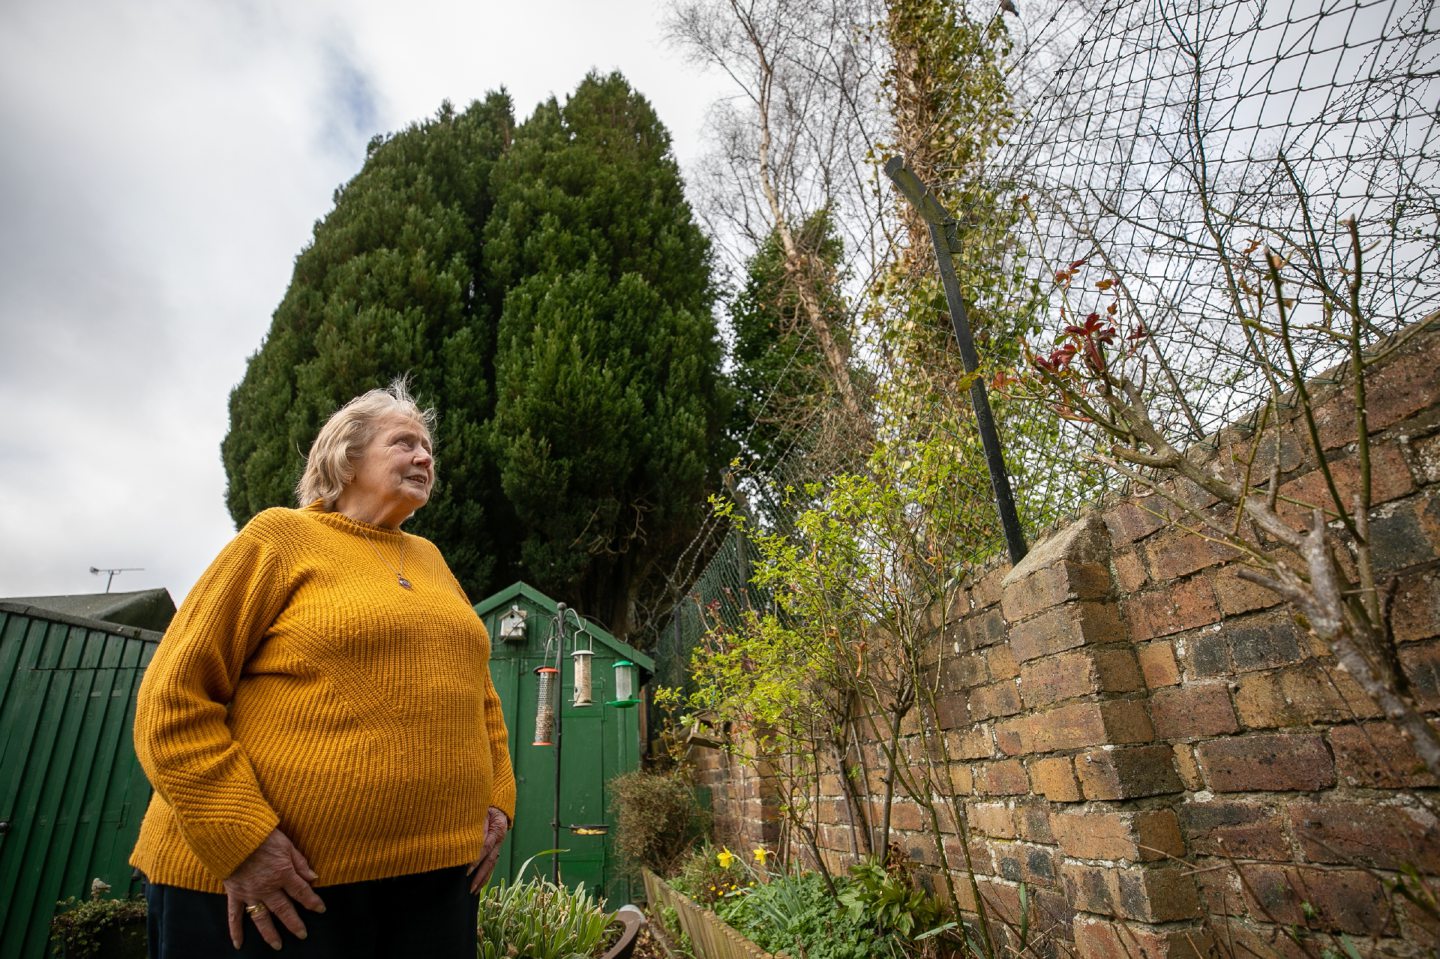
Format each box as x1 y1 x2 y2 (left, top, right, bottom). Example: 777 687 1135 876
630 919 678 959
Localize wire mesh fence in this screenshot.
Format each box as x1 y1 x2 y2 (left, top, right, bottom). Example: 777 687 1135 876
654 0 1439 696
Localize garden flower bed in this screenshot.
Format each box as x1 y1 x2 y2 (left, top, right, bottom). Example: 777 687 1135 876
642 867 772 959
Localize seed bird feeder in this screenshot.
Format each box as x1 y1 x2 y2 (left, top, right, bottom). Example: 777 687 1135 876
571 645 595 707
532 666 558 746
607 660 639 708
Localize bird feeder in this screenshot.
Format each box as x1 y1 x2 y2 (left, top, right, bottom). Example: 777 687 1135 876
571 647 595 707
532 665 558 745
607 659 639 708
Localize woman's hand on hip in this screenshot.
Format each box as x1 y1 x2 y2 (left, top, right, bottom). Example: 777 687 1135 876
467 806 511 893
223 828 326 950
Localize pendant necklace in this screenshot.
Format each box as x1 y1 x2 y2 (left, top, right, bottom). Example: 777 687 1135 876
362 532 412 590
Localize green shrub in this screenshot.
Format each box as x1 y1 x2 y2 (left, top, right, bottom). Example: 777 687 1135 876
50 896 146 959
839 858 946 940
608 769 709 877
721 872 904 959
476 856 611 959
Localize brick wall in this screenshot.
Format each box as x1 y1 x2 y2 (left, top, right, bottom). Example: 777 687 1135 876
691 323 1440 956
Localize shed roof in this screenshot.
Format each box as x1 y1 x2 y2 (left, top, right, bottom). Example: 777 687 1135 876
474 580 654 672
1 588 175 634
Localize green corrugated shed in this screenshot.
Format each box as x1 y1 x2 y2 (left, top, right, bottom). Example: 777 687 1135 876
0 602 158 959
475 582 654 906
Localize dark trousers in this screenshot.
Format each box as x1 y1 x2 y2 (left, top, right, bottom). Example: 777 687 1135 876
145 866 478 958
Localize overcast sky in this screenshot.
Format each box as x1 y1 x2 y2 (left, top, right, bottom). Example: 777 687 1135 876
0 0 732 604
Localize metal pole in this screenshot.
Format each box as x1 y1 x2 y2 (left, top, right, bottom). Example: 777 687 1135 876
882 156 1028 565
552 603 566 884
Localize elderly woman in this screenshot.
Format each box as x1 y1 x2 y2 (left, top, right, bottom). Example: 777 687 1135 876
132 380 515 957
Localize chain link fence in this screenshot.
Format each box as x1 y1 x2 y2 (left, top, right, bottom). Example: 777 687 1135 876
654 0 1439 695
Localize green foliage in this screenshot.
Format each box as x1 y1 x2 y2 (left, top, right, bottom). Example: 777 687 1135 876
719 872 905 959
482 71 730 637
608 769 709 876
50 896 146 959
839 858 944 941
669 843 752 906
222 75 728 639
728 212 852 471
656 905 694 958
476 856 612 959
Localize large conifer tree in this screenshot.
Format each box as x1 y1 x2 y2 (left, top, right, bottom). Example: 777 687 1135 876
483 72 729 638
222 77 728 640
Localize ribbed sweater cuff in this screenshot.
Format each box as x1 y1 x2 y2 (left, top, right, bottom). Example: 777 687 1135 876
188 807 281 880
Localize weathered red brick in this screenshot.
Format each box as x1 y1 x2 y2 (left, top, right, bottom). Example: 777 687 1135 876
1013 800 1056 843
1113 548 1149 594
1392 569 1440 643
1027 755 1081 802
1239 864 1395 936
1173 744 1204 790
1149 682 1240 740
1072 917 1213 959
932 691 969 730
972 561 1011 610
1178 629 1230 678
1144 528 1241 582
1195 733 1336 792
1331 721 1439 789
986 643 1019 681
1233 663 1384 728
968 801 1016 839
975 758 1030 796
1000 699 1154 754
944 725 993 762
1278 441 1415 526
943 648 990 689
1357 332 1440 433
1104 499 1168 545
1116 865 1202 922
889 801 924 831
1289 801 1440 872
1051 808 1183 862
1178 798 1292 860
1002 558 1113 622
1401 638 1440 709
1126 578 1222 642
1061 862 1200 922
965 606 1008 649
1019 648 1141 708
1413 430 1440 484
1137 641 1181 688
969 680 1023 721
1010 601 1125 662
1212 563 1285 616
1002 514 1113 616
1060 861 1120 916
1225 614 1304 672
1077 745 1183 800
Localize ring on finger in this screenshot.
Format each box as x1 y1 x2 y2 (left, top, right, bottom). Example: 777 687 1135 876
246 903 269 918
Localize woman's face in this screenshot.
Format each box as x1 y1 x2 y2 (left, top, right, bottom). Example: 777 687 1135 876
342 412 434 526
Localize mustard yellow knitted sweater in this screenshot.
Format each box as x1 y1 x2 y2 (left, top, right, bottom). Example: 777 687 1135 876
131 504 516 893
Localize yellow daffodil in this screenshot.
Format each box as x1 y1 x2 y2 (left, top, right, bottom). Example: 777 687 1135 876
716 848 736 869
752 847 769 865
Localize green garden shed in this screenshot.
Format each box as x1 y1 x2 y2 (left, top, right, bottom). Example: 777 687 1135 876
0 601 160 959
475 582 653 906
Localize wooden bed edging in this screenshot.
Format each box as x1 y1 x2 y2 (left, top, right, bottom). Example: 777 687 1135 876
640 868 773 959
